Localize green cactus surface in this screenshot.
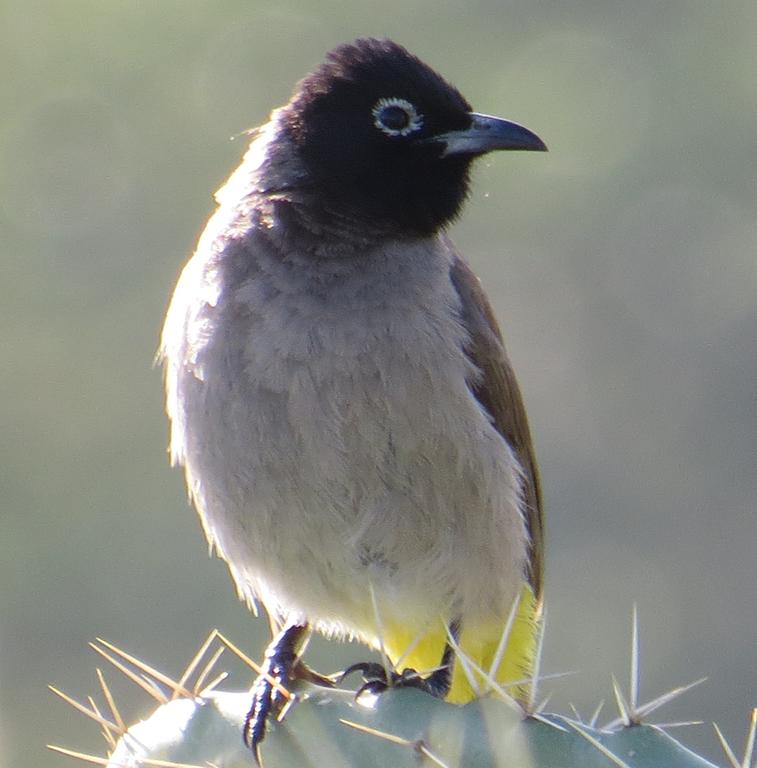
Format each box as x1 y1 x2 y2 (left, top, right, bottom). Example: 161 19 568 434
50 632 754 768
101 684 719 768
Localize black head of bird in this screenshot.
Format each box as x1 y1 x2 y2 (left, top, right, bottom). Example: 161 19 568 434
279 38 546 238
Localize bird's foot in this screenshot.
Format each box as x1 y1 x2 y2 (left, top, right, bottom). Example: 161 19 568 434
243 624 334 764
341 659 452 699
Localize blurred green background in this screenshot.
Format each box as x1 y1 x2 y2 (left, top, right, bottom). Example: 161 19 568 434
2 1 755 766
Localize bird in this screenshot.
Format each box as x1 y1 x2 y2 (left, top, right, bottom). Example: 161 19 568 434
159 37 546 759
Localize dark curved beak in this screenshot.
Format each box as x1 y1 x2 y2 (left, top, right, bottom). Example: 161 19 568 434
433 112 547 156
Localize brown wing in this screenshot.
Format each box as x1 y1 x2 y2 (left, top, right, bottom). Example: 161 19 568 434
449 253 544 599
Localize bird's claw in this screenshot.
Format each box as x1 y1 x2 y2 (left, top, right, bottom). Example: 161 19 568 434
340 660 443 699
243 657 291 764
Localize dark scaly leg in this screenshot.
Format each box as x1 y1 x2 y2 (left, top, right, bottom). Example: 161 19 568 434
243 622 334 763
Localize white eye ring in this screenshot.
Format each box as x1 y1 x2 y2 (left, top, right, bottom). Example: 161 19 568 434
372 97 424 137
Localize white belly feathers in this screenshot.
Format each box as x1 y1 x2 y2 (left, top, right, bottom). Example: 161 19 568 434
161 220 527 641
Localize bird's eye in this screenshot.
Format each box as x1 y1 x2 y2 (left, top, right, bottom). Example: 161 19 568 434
372 97 423 137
